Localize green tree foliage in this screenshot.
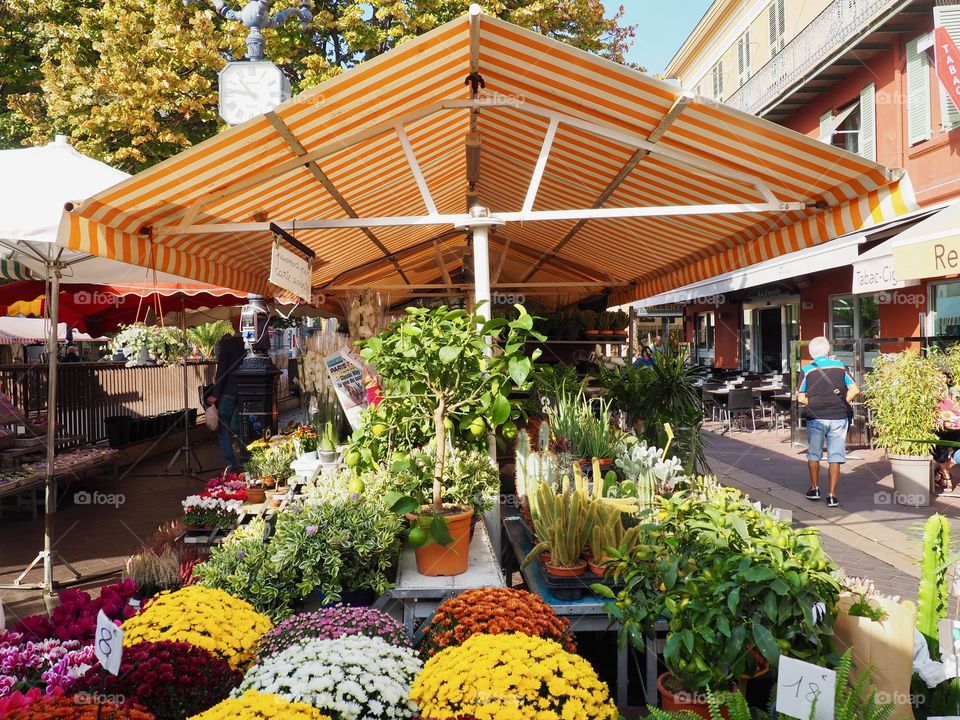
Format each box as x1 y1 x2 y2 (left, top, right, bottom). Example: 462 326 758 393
0 1 636 170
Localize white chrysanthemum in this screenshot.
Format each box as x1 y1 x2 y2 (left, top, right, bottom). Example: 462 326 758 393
234 635 421 719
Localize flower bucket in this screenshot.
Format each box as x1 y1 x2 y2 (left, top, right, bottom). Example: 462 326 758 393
414 506 474 577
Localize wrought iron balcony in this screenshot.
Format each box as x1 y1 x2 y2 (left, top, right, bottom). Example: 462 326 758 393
726 0 905 116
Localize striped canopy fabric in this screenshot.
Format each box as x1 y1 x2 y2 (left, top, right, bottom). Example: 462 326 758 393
0 260 34 281
58 9 915 308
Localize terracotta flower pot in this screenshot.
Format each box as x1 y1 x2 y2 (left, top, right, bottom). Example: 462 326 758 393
587 560 606 577
545 559 587 577
413 505 474 577
657 673 733 720
246 487 266 504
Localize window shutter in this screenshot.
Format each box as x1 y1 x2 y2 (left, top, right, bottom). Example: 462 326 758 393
712 61 723 99
768 2 778 57
859 83 876 161
819 110 833 143
935 5 960 129
738 31 751 86
907 35 932 144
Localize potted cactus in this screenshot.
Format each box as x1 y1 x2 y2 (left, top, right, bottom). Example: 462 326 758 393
319 421 338 464
523 461 637 577
588 504 640 576
580 309 599 337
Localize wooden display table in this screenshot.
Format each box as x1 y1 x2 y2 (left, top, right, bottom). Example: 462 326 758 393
374 522 504 641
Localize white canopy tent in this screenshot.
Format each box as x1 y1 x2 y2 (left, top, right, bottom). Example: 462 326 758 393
0 318 104 345
0 137 204 595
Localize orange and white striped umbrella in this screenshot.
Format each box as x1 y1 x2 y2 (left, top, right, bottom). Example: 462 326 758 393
58 9 915 307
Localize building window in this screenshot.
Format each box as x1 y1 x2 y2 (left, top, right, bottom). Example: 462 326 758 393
768 0 785 57
737 31 751 87
931 281 960 336
694 312 716 364
830 295 880 342
817 84 876 161
711 61 724 99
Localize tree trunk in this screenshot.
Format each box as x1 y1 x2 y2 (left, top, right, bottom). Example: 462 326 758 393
433 400 445 511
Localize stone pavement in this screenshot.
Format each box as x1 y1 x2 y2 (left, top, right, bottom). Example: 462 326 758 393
703 419 960 605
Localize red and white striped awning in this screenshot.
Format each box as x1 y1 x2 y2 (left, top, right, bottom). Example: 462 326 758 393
58 8 915 307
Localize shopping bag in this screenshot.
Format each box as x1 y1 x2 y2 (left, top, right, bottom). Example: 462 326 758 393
205 404 219 431
833 594 916 719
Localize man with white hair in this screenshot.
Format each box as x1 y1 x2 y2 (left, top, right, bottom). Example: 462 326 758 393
797 336 860 508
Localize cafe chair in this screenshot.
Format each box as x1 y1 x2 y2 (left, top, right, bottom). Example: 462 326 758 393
726 387 757 433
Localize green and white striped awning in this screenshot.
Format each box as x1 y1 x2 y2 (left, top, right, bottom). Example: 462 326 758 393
0 260 34 281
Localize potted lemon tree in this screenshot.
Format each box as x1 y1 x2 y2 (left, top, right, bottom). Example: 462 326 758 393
358 303 541 576
864 349 946 506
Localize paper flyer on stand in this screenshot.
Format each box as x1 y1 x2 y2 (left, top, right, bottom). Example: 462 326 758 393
325 347 369 429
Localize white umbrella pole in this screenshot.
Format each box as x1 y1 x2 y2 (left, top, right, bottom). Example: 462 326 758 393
42 263 59 593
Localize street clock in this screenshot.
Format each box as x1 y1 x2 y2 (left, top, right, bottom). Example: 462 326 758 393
218 61 290 126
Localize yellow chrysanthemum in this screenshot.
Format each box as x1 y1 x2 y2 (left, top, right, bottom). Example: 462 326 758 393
122 586 273 670
188 690 331 719
410 633 617 720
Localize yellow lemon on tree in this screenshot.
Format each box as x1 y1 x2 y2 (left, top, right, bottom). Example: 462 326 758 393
344 449 361 467
347 476 364 494
501 420 517 441
371 423 388 437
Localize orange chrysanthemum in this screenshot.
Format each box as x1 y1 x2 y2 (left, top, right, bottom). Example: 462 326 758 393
419 587 575 658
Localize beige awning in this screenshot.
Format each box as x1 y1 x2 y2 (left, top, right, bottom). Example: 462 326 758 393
892 199 960 281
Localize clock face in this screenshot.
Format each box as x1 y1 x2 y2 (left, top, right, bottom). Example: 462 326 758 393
219 61 290 125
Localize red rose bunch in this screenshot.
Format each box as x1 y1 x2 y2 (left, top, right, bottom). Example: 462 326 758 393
13 580 138 643
418 587 575 658
71 641 241 720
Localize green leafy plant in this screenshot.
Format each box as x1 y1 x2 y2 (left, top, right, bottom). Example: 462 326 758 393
580 309 597 332
364 444 500 518
918 513 951 655
831 648 897 720
319 420 337 453
187 320 232 360
864 349 947 456
645 688 756 719
357 303 541 515
109 323 188 365
597 341 708 472
596 482 840 693
548 388 621 460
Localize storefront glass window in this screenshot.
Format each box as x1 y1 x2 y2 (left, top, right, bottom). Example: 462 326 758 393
694 312 715 364
859 295 880 339
932 282 960 337
830 296 855 340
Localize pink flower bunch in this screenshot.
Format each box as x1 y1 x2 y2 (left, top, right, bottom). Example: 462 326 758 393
205 473 246 495
13 580 138 644
257 604 411 659
0 631 94 699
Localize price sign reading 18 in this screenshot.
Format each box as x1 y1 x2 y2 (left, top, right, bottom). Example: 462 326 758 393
776 656 836 720
95 609 124 676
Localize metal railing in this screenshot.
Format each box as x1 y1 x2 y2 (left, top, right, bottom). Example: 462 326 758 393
726 0 902 116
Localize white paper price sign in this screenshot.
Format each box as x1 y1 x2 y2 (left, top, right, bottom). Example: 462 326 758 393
269 243 312 301
95 609 124 676
776 656 836 720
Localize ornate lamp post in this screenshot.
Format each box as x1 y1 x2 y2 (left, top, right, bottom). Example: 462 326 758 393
210 0 312 62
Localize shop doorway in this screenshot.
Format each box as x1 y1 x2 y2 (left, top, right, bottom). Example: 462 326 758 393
757 307 782 372
741 296 799 373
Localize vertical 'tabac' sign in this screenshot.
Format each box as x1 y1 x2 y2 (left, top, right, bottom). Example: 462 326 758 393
935 25 960 112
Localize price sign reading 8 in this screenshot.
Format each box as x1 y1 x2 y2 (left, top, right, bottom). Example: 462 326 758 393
776 656 836 720
94 609 124 676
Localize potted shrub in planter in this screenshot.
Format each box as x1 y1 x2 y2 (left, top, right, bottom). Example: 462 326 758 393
581 309 599 337
359 303 540 576
864 349 946 506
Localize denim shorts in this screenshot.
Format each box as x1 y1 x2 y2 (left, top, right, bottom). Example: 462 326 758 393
806 418 849 463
